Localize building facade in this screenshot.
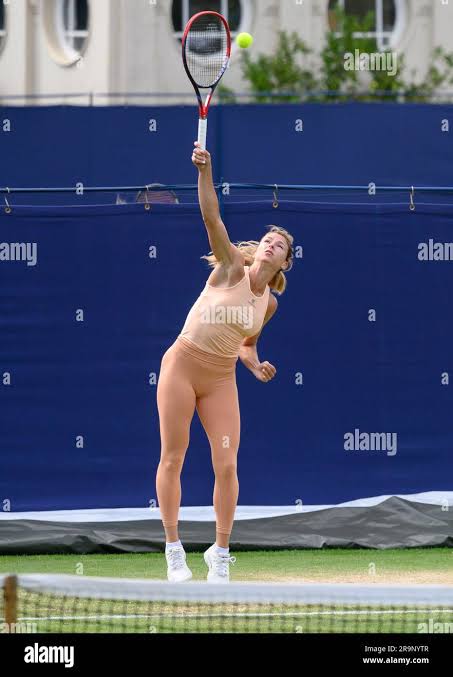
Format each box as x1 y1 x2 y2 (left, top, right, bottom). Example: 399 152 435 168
0 0 452 105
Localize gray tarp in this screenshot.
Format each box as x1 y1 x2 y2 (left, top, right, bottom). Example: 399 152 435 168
0 498 452 554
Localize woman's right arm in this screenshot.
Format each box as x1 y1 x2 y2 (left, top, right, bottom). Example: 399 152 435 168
192 141 239 267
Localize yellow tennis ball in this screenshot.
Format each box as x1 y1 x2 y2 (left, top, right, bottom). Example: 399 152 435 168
236 32 253 49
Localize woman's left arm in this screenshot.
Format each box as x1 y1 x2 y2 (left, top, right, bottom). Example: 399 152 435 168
238 294 278 382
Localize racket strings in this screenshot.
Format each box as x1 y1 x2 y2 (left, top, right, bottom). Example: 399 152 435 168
185 16 229 88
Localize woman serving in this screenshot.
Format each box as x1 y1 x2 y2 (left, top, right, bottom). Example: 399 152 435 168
156 141 294 583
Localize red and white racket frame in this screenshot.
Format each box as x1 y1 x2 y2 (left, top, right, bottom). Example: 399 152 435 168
182 11 232 150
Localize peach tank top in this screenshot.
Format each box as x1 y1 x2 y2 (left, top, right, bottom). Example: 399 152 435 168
178 266 271 358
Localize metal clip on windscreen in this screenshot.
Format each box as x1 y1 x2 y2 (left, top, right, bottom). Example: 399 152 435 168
3 187 11 214
144 185 151 211
273 184 279 209
409 186 416 212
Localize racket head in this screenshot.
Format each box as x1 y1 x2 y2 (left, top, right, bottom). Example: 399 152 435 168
182 11 231 116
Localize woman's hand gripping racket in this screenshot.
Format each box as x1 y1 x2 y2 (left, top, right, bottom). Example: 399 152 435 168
182 11 231 150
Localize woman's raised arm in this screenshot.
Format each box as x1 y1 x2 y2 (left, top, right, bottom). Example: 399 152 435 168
192 141 238 266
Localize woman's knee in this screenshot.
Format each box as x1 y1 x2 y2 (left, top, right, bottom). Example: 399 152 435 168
212 458 238 478
158 452 186 474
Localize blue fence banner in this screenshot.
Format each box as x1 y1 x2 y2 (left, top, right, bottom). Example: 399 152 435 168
0 200 452 510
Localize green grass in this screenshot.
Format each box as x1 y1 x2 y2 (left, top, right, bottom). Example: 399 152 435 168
0 547 452 582
1 549 452 633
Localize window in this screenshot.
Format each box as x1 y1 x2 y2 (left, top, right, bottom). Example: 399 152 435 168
172 0 243 40
328 0 406 50
43 0 90 65
57 0 90 60
0 1 7 54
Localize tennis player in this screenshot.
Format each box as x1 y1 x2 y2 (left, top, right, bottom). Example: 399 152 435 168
156 141 294 583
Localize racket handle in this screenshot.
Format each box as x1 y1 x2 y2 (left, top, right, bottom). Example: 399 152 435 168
198 118 208 151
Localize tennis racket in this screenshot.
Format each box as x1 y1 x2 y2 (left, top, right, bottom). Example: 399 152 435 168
182 11 231 150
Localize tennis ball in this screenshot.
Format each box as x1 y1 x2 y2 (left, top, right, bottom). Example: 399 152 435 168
236 32 253 49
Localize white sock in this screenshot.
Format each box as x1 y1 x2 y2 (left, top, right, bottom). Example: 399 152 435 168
166 540 182 551
215 544 229 555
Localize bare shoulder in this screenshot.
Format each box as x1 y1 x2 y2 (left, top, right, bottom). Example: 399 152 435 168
206 244 246 288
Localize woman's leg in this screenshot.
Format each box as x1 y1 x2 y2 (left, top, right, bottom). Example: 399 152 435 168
156 346 196 543
196 375 240 548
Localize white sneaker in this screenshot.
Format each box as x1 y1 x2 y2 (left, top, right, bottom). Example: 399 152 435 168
204 544 236 583
166 545 192 582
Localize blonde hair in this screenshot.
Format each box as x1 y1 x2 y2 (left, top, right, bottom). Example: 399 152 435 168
200 225 294 295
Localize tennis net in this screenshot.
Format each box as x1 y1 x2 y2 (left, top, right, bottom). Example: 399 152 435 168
1 574 453 634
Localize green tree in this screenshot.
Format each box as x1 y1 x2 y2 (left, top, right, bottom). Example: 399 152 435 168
319 7 377 100
236 5 453 104
401 47 453 102
240 31 318 103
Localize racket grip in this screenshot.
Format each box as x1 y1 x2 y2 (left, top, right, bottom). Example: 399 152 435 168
198 118 207 151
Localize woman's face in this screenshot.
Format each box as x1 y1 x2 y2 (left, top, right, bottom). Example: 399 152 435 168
256 233 290 271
